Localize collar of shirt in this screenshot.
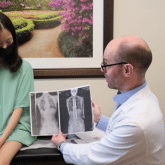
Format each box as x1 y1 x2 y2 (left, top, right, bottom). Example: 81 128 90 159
113 81 147 110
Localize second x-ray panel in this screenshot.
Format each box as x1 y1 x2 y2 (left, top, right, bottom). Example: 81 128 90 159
59 85 94 134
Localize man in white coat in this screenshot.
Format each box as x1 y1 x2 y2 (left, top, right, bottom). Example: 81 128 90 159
51 35 164 165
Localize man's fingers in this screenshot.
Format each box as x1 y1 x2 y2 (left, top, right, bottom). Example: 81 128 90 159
59 131 63 135
91 99 97 107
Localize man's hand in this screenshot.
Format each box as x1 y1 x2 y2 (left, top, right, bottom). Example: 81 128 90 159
91 100 102 123
51 132 67 146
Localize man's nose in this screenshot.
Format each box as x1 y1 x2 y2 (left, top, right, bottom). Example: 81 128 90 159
101 67 105 73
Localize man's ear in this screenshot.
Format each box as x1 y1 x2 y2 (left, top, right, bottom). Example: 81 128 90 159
123 64 133 77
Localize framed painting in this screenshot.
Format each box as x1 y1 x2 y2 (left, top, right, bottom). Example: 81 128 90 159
4 0 113 78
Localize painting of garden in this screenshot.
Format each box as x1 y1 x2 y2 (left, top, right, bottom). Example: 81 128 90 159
0 0 93 58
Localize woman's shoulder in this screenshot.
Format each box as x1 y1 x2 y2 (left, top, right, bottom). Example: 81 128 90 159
21 59 33 69
17 59 33 76
20 59 33 72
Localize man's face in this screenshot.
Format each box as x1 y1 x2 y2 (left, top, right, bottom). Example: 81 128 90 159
101 41 125 91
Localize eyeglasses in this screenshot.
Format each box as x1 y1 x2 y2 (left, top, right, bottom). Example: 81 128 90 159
101 62 128 72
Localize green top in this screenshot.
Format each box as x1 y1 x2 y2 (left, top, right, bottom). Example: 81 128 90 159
0 59 36 146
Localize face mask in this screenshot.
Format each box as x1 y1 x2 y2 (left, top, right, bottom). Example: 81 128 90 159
0 43 14 58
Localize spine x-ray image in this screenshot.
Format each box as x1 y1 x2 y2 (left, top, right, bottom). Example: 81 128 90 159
66 88 85 133
30 85 94 136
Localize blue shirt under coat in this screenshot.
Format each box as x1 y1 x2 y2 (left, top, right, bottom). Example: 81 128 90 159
97 81 147 131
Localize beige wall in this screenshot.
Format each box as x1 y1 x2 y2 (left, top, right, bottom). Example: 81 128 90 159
34 0 165 162
114 0 165 162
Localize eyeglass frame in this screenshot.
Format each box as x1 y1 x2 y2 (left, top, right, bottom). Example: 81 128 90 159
101 62 128 71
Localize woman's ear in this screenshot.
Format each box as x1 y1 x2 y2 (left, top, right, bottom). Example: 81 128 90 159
123 64 133 77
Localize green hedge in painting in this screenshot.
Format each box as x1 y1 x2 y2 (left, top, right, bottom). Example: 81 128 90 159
58 32 92 58
4 11 62 44
33 15 62 29
11 17 27 30
11 18 35 45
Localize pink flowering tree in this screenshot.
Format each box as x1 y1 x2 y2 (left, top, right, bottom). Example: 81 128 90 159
49 0 93 42
49 0 64 11
0 1 13 10
37 3 42 9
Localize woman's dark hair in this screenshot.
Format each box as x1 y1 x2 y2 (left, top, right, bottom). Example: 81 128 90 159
0 12 22 72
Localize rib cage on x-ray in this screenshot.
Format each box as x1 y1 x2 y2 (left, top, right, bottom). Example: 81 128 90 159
35 92 59 135
40 95 56 110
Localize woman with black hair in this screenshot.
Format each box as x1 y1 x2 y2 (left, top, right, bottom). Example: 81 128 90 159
0 12 36 164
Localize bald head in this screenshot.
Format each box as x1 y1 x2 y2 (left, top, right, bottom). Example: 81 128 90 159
105 36 152 74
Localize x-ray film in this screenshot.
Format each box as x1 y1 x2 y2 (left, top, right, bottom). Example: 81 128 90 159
30 85 94 136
